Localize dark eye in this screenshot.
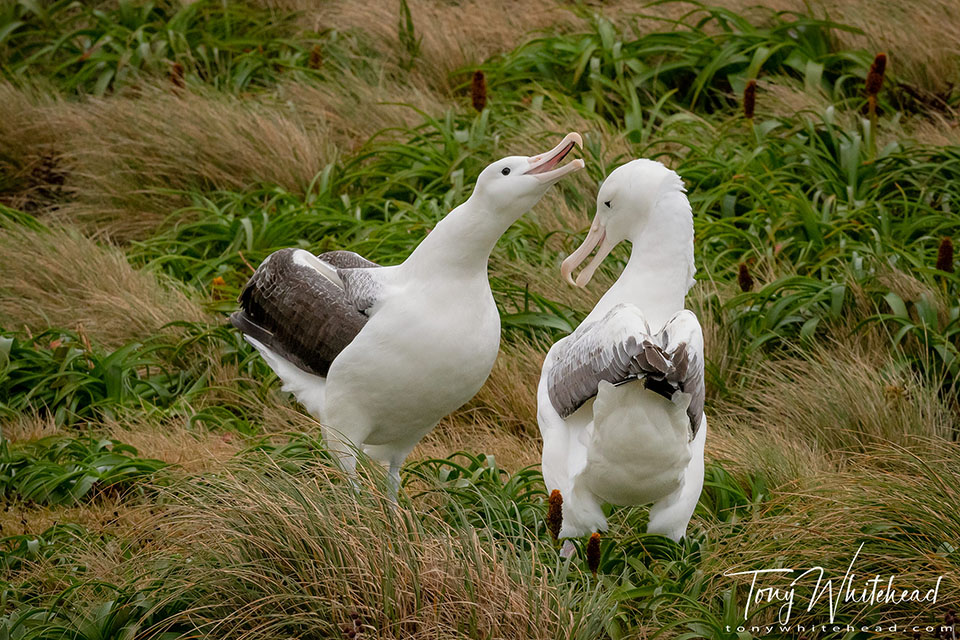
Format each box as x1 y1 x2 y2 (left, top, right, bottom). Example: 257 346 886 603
501 167 511 176
604 201 611 208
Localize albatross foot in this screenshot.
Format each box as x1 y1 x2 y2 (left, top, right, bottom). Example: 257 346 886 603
560 539 577 558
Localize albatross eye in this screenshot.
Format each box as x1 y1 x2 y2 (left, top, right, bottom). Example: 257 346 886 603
501 167 511 176
604 201 611 208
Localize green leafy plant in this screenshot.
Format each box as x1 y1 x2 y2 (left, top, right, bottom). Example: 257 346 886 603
0 0 325 94
0 436 167 505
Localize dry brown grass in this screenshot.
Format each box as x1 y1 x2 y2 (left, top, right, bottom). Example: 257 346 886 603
2 412 241 475
907 113 960 147
0 496 146 540
262 0 576 91
0 412 61 444
0 223 207 347
46 85 338 240
907 112 960 147
753 76 833 119
414 420 540 472
816 0 960 96
715 337 957 460
145 463 606 640
273 0 960 102
278 74 454 148
705 439 960 628
0 82 67 211
101 417 243 473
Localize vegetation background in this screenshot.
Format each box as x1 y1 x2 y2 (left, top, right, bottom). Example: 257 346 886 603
1 0 959 637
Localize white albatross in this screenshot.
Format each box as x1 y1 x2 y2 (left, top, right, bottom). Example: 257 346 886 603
231 133 584 494
537 159 706 552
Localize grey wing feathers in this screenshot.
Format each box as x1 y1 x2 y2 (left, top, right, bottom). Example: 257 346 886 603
340 269 381 315
547 305 705 436
318 250 378 270
659 311 706 436
317 250 382 315
229 248 380 377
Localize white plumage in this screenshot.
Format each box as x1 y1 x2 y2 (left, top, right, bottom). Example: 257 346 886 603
232 133 584 494
538 159 707 546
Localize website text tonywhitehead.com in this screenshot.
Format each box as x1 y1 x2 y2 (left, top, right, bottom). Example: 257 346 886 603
724 624 955 637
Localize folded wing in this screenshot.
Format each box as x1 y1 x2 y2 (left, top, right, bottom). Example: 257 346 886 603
229 248 381 377
546 304 704 436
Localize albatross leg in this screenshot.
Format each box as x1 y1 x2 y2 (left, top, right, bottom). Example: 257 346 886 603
364 445 410 503
387 458 403 503
647 419 707 542
321 427 363 493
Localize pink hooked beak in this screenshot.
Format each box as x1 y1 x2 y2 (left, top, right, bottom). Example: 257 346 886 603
560 219 616 287
525 132 585 183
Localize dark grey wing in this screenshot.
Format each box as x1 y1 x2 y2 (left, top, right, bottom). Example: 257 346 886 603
229 248 381 377
547 305 705 436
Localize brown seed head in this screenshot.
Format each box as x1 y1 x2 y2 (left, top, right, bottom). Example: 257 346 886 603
170 62 185 89
309 45 323 70
547 490 563 541
471 70 487 112
865 53 887 97
743 79 756 120
936 237 954 273
586 533 601 576
737 263 754 292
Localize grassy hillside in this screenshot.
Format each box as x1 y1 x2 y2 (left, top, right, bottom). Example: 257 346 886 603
1 0 958 637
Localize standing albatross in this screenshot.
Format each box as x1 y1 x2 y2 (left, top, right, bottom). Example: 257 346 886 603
537 159 706 552
231 133 584 493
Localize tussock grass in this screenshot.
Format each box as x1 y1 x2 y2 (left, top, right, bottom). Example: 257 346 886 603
907 113 960 147
1 411 242 472
817 0 960 96
145 461 612 640
415 420 540 472
266 0 574 91
0 495 139 540
720 338 957 455
586 0 960 96
0 82 64 210
0 223 206 346
710 439 960 628
49 86 338 239
100 416 244 473
279 75 454 146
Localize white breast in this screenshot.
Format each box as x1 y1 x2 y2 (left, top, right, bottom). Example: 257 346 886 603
323 275 501 449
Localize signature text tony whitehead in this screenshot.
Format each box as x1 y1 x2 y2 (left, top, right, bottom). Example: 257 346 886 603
724 543 943 624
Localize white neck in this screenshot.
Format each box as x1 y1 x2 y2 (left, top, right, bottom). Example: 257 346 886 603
584 191 695 331
401 196 510 280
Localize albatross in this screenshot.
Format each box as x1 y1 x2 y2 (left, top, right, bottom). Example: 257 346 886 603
537 159 706 552
231 133 584 493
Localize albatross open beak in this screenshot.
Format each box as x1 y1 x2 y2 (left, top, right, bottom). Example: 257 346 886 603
560 219 616 287
525 132 584 184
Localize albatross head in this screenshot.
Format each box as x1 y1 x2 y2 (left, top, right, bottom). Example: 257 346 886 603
561 159 690 287
471 132 584 219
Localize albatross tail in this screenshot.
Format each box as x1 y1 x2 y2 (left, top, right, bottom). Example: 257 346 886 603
242 334 328 422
